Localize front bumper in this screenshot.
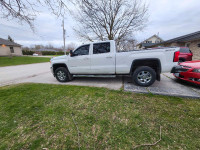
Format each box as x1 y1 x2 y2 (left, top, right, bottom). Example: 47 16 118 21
172 66 200 85
50 67 55 76
174 73 200 85
171 65 190 73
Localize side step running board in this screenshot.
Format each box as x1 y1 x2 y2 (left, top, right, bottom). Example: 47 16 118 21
73 75 116 78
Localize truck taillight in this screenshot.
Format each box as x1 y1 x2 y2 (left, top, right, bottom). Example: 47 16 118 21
173 51 180 62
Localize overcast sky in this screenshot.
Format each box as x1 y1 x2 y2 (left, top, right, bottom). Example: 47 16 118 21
0 0 200 47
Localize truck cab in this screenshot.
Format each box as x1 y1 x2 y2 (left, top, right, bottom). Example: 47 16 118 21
68 41 116 74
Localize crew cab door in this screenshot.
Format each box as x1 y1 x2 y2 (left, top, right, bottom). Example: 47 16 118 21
90 42 115 74
68 44 91 74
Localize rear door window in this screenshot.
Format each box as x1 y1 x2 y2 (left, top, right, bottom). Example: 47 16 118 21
93 42 110 54
180 48 191 53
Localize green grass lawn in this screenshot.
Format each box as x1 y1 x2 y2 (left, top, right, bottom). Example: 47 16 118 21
0 56 50 67
0 84 199 149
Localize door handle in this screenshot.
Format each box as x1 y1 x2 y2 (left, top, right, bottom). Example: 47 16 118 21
106 56 112 58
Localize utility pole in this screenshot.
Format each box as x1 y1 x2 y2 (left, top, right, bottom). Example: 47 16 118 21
62 16 66 55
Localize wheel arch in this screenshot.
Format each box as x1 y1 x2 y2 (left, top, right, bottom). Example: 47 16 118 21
52 63 69 74
130 58 161 81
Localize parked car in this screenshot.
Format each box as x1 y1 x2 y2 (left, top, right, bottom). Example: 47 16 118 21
33 53 39 56
50 40 180 87
171 60 200 85
179 47 193 62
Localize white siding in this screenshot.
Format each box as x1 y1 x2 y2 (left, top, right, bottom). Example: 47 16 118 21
0 46 22 56
144 36 161 43
13 47 23 55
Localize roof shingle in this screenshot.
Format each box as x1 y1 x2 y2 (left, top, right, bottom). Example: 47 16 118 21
163 31 200 43
147 31 200 48
0 38 21 47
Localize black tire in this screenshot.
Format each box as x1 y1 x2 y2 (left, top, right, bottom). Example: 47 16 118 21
132 66 156 87
55 67 73 82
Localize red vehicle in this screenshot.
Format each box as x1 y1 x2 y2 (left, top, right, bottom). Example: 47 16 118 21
150 47 193 62
179 47 193 62
171 61 200 85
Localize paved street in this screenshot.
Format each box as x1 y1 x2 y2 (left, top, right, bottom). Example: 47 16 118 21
0 63 200 98
0 63 50 86
0 63 122 90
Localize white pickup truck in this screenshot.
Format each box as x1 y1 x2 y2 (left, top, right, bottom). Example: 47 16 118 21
50 40 180 86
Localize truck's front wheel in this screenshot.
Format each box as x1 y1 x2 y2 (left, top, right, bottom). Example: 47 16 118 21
55 67 72 82
132 66 156 87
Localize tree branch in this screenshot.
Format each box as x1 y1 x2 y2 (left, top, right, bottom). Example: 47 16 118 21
74 0 148 49
71 113 81 150
133 126 162 149
0 0 72 31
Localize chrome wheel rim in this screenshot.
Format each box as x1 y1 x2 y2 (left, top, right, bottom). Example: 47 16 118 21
57 71 66 81
137 71 152 84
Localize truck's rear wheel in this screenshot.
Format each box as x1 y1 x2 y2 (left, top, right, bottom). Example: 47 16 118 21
55 67 73 82
132 66 156 87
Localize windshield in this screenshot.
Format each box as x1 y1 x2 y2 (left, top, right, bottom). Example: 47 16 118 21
180 48 191 53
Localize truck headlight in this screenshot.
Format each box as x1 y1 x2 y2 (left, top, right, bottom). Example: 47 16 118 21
193 69 200 73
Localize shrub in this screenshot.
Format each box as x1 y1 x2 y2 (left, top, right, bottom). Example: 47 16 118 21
22 50 34 55
41 51 68 55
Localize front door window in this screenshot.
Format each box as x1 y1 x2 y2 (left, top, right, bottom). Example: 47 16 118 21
73 45 89 56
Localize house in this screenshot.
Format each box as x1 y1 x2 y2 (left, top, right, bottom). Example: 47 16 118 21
147 31 200 60
0 38 22 56
136 34 164 49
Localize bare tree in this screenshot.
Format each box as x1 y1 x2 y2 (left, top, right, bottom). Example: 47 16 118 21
66 42 77 51
0 0 71 30
34 44 44 50
45 43 54 49
74 0 148 48
118 37 137 51
8 35 14 42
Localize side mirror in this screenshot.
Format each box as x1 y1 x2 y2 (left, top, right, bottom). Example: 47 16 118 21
70 50 74 57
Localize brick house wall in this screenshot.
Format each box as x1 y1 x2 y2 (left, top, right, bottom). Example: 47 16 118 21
188 40 200 60
157 40 200 60
155 42 185 47
162 42 185 47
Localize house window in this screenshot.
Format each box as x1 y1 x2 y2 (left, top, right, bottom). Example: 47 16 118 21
198 44 200 47
185 43 190 47
10 47 14 53
146 41 152 43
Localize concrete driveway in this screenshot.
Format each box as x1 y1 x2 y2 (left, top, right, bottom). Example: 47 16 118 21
0 62 200 98
0 63 122 90
124 73 200 98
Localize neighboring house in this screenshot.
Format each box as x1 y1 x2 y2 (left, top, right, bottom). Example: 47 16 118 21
0 38 22 56
147 31 200 60
136 34 164 49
